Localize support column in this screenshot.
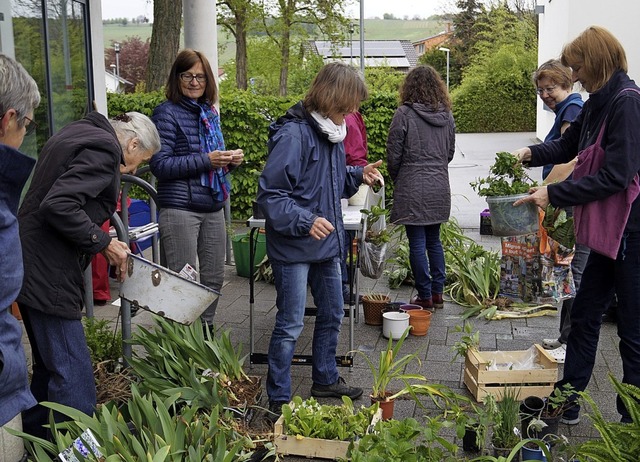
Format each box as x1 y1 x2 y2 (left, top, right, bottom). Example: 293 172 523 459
183 0 218 82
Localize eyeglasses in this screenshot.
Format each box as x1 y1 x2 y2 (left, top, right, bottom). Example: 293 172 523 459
536 85 557 96
179 73 207 83
23 116 38 136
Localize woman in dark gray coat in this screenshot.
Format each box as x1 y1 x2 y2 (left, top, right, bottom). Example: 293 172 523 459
386 65 455 310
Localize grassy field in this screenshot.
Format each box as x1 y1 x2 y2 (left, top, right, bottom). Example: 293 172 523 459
103 18 443 64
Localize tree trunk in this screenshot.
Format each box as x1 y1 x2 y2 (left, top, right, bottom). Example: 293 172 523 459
235 10 248 90
146 0 183 92
278 19 291 96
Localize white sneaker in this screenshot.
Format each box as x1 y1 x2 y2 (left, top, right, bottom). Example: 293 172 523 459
547 344 566 363
542 338 563 349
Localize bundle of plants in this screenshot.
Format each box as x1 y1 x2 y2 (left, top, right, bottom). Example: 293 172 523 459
441 218 501 308
14 385 268 462
128 315 260 413
281 396 379 441
542 204 575 249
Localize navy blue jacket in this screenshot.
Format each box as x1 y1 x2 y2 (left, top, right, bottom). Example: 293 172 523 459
256 102 362 263
529 71 640 232
150 98 226 213
0 143 37 425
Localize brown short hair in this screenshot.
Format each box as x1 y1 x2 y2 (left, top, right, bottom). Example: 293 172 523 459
165 49 217 104
532 59 573 90
399 65 451 111
303 62 368 116
561 26 627 92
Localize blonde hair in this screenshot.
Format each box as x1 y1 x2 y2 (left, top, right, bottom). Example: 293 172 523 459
532 59 573 90
304 62 368 116
561 26 627 92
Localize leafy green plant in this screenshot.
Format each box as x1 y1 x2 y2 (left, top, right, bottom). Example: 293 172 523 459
451 322 481 362
348 416 460 461
543 204 575 249
82 317 122 365
575 374 640 461
470 151 537 197
542 383 576 418
350 328 425 401
282 396 378 441
361 196 394 246
11 385 263 462
487 388 521 451
384 229 414 289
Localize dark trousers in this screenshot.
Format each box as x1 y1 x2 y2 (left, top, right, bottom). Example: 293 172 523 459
20 306 96 439
558 232 640 421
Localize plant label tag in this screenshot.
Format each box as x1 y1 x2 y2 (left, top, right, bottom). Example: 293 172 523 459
179 263 198 281
58 429 104 462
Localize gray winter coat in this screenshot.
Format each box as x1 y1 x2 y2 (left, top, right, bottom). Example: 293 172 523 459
386 102 455 225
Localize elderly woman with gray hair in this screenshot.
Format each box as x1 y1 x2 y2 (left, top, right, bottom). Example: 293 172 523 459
17 110 160 439
0 53 41 449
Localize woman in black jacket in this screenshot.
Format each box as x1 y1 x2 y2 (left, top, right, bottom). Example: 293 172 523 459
18 111 160 438
514 26 640 425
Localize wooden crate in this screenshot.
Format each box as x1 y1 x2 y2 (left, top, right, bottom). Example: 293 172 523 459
463 344 558 402
273 405 381 460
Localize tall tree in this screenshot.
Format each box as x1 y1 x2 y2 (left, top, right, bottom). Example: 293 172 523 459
450 0 485 75
218 0 260 90
105 36 150 92
262 0 348 96
146 0 182 91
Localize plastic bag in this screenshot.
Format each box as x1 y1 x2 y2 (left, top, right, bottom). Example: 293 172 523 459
360 185 387 279
486 346 543 371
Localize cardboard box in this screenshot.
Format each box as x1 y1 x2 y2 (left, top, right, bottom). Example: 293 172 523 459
463 344 558 402
274 405 381 460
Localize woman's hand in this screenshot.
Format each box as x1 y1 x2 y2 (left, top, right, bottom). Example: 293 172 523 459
102 239 131 282
363 160 384 186
513 186 550 209
229 149 244 167
208 150 234 168
513 147 532 164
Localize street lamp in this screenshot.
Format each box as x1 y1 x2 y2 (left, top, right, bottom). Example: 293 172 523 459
114 42 121 81
439 47 450 90
349 23 355 66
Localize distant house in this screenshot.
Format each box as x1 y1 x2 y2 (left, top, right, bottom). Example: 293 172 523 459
412 22 453 57
105 70 132 94
309 40 419 71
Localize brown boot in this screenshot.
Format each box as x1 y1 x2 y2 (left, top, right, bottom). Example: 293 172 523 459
411 296 434 311
432 293 444 309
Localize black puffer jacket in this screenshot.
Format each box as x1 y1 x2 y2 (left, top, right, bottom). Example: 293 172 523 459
150 98 226 213
18 112 122 319
386 102 456 225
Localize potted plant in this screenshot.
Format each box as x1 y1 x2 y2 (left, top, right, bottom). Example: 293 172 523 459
486 388 522 458
351 328 426 420
361 291 391 326
470 151 539 237
536 384 577 438
520 418 557 462
451 321 481 363
460 402 491 454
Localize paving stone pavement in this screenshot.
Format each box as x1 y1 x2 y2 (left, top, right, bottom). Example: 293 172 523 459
20 132 623 459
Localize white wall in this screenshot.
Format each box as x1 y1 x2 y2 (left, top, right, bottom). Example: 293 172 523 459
535 0 640 140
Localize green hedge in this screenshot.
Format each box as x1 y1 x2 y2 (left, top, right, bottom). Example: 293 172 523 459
108 84 535 219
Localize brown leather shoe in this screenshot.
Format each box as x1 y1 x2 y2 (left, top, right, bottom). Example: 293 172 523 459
432 293 444 309
411 296 433 310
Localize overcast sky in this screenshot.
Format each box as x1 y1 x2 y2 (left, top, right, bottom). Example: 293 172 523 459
100 0 449 21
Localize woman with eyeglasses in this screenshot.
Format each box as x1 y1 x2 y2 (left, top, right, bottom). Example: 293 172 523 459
150 49 243 330
17 111 160 438
514 26 640 425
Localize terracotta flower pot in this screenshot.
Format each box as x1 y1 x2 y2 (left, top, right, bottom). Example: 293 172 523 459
407 309 432 336
371 393 395 420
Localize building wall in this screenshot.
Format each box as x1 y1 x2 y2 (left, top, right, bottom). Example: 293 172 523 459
536 0 640 139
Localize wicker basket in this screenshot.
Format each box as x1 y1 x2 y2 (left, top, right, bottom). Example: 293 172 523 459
362 295 390 326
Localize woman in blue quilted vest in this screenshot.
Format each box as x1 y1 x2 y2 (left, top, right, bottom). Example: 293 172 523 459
150 49 243 328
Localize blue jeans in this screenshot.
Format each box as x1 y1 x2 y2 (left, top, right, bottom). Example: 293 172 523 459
266 258 344 402
558 232 640 421
405 224 446 299
20 306 96 439
159 207 226 324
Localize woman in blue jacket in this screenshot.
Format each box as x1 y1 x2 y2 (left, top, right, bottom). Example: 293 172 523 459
515 26 640 425
151 49 243 328
257 63 382 422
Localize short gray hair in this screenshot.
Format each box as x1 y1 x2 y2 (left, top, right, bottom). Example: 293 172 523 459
0 54 40 127
110 111 161 154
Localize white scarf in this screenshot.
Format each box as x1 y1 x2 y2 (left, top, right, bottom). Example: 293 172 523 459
310 111 347 143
